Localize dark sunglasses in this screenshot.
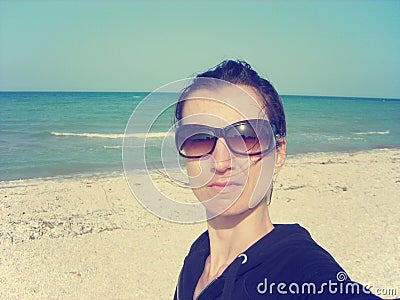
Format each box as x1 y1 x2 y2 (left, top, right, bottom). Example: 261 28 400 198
175 119 279 158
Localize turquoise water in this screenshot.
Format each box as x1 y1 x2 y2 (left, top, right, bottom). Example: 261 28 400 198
1 92 399 181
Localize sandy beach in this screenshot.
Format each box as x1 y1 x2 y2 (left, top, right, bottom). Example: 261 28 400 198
0 149 399 299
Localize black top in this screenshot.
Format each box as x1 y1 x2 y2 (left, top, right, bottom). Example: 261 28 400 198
174 224 381 300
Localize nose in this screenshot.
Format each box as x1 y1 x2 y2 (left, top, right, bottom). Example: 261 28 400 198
212 138 232 173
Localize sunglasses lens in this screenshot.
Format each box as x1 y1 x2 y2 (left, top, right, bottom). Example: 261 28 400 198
176 129 216 158
175 120 275 158
227 121 273 155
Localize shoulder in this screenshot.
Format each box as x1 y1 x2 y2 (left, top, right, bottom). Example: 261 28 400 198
260 224 334 260
175 230 211 300
251 224 343 278
242 224 381 299
187 230 209 254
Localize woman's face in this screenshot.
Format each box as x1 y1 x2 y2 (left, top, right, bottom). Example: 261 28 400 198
180 84 277 218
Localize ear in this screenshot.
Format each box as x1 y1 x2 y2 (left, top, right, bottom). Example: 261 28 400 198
274 138 287 174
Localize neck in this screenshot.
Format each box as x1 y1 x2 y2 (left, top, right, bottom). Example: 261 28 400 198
205 202 274 277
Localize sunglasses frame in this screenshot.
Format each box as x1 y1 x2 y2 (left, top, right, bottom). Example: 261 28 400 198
175 119 279 158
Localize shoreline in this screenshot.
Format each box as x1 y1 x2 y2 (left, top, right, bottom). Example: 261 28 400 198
1 147 398 184
0 149 399 299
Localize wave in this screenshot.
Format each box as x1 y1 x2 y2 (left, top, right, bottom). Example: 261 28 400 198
103 146 123 149
51 132 124 138
352 131 390 135
103 145 143 149
127 132 174 138
50 132 173 139
327 136 364 141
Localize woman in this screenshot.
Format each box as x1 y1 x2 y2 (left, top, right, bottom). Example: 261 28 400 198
173 60 380 299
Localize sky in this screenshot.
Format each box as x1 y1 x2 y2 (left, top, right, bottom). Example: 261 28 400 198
0 0 399 98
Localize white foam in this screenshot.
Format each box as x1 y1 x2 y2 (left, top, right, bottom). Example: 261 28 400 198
327 136 365 141
127 132 174 138
352 131 390 135
103 146 123 149
50 132 173 139
103 145 143 149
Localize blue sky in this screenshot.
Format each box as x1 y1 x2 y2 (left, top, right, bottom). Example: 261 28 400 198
0 0 399 98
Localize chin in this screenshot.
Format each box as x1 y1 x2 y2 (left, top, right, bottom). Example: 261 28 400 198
194 189 258 220
204 197 253 219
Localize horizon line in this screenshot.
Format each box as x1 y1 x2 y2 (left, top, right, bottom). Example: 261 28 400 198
0 90 399 101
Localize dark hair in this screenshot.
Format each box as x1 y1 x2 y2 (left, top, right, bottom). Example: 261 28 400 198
175 60 286 147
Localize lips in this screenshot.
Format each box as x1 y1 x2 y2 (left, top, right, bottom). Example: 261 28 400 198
208 180 242 194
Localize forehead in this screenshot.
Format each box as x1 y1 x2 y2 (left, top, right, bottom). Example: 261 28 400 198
181 85 267 127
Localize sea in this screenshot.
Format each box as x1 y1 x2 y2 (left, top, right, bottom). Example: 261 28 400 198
1 91 399 181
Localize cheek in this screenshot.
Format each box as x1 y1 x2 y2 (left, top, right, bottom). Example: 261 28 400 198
185 159 200 177
242 163 260 191
185 159 210 202
185 159 212 189
247 156 275 208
